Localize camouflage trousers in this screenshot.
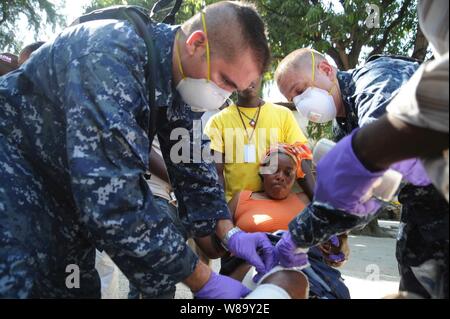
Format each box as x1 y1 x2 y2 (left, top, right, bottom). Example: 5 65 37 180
397 184 449 299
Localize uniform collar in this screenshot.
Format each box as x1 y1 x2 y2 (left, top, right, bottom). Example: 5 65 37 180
337 70 354 104
336 70 359 132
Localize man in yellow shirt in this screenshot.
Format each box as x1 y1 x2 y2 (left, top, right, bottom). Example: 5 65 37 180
205 76 314 202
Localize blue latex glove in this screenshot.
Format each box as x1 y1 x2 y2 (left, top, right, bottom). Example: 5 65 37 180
391 159 431 186
194 272 251 299
314 129 385 216
228 231 277 277
275 231 309 268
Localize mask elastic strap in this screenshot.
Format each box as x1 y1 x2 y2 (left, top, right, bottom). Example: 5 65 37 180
311 51 316 84
312 50 336 96
175 32 186 79
328 80 337 96
201 10 211 82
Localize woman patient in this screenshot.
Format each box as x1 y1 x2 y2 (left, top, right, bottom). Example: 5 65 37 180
196 143 350 299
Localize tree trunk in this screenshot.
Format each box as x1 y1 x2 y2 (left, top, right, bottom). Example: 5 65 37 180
326 47 345 70
337 46 351 70
412 25 429 61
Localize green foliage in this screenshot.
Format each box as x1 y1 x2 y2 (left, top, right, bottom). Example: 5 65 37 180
0 0 65 53
85 0 418 71
82 0 419 142
84 0 159 15
307 122 333 144
250 0 418 71
251 0 419 141
84 0 221 24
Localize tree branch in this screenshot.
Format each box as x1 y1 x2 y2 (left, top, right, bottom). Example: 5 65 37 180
326 46 345 70
412 24 429 61
369 0 413 57
0 4 10 25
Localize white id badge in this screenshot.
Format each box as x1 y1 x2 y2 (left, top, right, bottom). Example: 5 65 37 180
244 144 257 163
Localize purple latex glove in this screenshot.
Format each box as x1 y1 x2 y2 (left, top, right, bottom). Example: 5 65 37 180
228 231 277 277
252 272 265 284
330 235 340 246
253 252 280 284
194 272 251 299
314 129 385 216
275 231 309 268
329 253 346 263
328 235 346 263
391 159 432 186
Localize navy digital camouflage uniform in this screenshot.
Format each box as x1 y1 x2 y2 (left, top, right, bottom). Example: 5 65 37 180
332 56 420 141
396 184 449 298
128 195 187 299
289 56 449 298
0 19 230 298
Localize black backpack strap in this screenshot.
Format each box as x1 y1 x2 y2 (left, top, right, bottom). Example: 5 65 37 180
121 8 158 144
71 6 159 144
70 5 150 26
165 0 184 25
151 0 183 25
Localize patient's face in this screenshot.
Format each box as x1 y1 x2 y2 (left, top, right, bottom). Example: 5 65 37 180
262 154 296 200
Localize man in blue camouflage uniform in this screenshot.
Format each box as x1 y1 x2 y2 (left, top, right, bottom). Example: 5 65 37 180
0 2 276 298
275 45 448 298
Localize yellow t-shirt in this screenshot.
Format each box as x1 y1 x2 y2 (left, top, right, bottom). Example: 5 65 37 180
204 102 308 202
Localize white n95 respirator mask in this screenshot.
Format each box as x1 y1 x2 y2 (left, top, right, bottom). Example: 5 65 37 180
176 78 232 113
293 87 337 123
292 50 338 123
175 11 232 113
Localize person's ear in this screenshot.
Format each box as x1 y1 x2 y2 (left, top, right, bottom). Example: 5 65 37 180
318 60 335 81
185 31 208 56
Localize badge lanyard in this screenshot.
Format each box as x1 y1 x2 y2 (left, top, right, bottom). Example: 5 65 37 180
237 106 261 163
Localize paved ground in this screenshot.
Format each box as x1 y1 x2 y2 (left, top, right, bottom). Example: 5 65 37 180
114 233 401 299
339 235 400 299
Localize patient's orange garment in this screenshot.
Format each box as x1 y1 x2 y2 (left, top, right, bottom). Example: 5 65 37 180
234 191 307 233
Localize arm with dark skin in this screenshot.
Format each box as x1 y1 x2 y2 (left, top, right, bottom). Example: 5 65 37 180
149 148 171 184
209 150 234 246
149 148 229 260
293 189 349 268
192 191 241 259
194 235 227 259
213 151 226 189
353 114 449 172
147 149 225 280
183 261 212 293
319 233 350 268
297 159 315 201
227 191 241 220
